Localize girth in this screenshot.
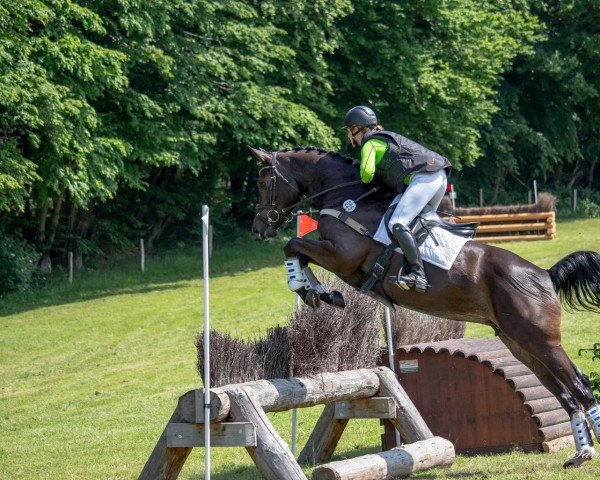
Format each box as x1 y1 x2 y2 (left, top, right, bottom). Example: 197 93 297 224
319 209 396 296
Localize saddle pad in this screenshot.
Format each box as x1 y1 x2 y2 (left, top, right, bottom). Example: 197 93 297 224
373 198 471 271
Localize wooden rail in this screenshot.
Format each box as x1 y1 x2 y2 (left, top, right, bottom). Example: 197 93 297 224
139 367 455 480
454 211 556 242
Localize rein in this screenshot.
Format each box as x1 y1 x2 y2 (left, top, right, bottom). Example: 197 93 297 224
255 152 364 226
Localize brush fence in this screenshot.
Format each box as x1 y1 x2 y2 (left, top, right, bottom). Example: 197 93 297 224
455 211 556 242
139 367 455 480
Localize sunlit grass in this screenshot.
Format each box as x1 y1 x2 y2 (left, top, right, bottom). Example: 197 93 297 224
0 219 599 479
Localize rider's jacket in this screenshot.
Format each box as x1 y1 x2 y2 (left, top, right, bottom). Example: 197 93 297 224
361 130 451 191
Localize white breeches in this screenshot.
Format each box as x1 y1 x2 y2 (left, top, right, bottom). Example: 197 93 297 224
388 169 448 230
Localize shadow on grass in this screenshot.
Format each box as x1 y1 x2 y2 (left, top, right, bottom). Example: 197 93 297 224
411 470 498 479
181 465 262 480
177 449 499 480
0 282 193 317
0 235 292 317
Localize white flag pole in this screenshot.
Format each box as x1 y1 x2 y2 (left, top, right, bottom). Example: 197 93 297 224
384 306 401 447
290 212 302 456
201 205 211 479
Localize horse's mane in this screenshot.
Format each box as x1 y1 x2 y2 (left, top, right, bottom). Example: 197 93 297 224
280 146 359 167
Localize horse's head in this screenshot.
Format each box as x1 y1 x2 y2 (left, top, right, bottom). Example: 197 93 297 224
249 147 303 239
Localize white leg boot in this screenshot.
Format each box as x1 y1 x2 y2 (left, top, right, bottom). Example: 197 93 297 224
586 405 600 442
563 410 596 468
284 257 308 292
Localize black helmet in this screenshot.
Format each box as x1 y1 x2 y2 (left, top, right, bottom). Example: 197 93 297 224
343 106 378 129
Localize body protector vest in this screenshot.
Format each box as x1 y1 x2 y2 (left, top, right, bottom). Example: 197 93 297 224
362 130 451 191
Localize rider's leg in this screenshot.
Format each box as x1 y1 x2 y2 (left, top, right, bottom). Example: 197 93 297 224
391 223 429 292
388 170 447 292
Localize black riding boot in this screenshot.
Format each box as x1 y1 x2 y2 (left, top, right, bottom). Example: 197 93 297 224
391 223 430 293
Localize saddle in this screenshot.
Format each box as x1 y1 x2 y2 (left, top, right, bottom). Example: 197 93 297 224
320 201 479 298
359 203 478 297
382 203 479 246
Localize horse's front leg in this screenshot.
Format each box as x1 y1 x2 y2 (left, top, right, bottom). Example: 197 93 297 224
283 237 349 309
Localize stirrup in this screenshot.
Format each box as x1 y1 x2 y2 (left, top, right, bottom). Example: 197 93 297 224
393 272 430 293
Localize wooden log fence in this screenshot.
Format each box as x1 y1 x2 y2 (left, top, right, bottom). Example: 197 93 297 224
454 211 556 242
139 367 455 480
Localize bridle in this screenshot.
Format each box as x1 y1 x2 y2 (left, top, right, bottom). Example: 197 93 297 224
254 152 365 228
255 152 303 226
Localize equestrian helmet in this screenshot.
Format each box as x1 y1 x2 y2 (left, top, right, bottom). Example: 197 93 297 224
343 106 378 129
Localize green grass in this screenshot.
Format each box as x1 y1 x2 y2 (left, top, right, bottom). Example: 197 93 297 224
1 220 599 479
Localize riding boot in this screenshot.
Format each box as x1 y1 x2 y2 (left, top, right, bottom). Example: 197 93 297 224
391 223 430 293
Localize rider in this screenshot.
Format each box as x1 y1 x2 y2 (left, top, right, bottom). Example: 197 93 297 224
343 105 451 293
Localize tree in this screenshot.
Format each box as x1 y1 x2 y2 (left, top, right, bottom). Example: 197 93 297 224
473 1 600 205
327 0 541 168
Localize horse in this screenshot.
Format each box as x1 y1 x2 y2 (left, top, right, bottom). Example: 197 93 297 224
249 146 600 468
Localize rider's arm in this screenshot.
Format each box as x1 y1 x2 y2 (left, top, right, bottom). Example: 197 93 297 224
360 138 388 183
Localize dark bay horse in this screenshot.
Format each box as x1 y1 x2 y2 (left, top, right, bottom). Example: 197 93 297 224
249 146 600 468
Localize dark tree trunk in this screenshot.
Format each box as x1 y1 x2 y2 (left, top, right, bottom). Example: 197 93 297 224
228 161 255 223
587 161 596 189
566 161 582 189
37 197 50 244
74 206 95 269
146 214 173 252
144 167 183 250
38 190 65 274
491 168 504 204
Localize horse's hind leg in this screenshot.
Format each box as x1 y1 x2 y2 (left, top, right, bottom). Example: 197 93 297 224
499 334 597 467
497 310 598 467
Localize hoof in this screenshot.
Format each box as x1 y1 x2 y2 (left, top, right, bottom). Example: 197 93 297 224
563 446 596 469
300 288 320 309
320 290 346 309
296 287 320 309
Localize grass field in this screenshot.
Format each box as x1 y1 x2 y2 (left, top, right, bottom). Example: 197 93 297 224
1 218 599 479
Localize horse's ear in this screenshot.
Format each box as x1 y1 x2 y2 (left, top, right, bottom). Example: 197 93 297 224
247 146 271 165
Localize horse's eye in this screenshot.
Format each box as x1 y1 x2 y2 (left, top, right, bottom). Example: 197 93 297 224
258 181 267 189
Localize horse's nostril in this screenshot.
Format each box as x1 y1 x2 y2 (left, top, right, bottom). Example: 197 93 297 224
251 226 259 235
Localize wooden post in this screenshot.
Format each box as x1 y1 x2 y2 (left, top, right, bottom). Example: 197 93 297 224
140 238 145 273
68 251 73 284
138 405 193 480
573 189 578 211
533 180 538 204
165 422 256 448
228 387 307 480
543 435 575 453
334 397 396 419
528 190 532 204
375 367 433 442
298 403 349 465
178 389 230 424
312 436 455 480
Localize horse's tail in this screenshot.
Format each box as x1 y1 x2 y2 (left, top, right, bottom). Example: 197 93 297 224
547 251 600 312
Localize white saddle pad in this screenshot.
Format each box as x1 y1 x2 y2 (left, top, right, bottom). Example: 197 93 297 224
373 196 471 271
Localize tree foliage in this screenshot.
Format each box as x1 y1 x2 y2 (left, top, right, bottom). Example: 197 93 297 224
468 1 600 204
0 0 598 292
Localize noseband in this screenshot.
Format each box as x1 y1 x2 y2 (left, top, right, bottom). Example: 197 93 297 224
254 152 364 228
